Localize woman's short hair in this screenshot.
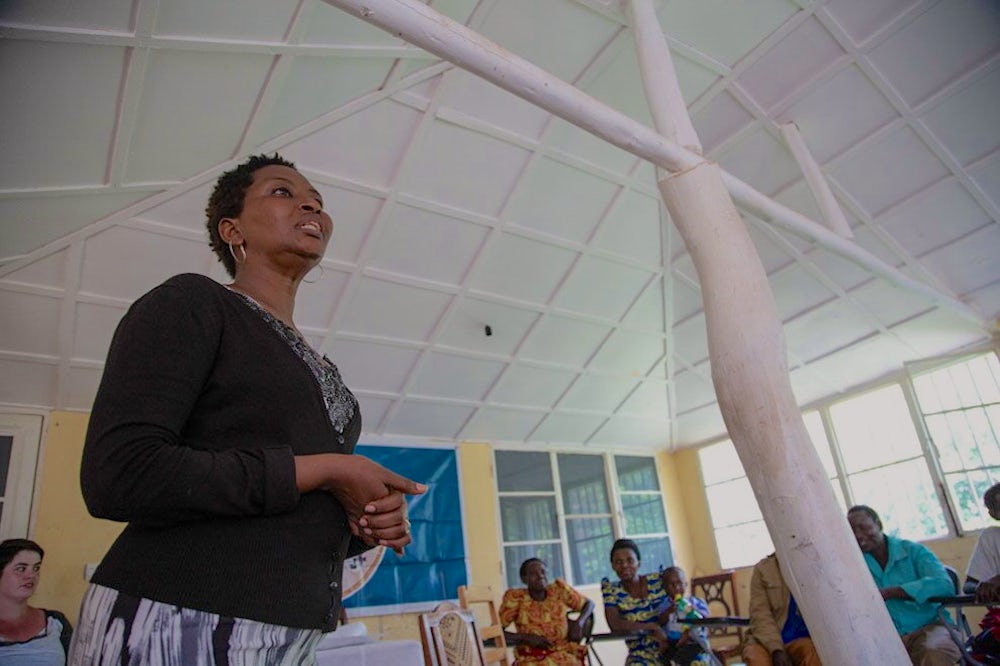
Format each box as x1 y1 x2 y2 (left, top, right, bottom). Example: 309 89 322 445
519 557 545 579
610 538 640 563
0 538 44 571
205 153 297 278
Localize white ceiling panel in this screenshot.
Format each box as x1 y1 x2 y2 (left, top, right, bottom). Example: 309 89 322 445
436 297 539 357
0 290 61 357
553 256 653 321
0 0 995 452
488 364 578 408
519 315 611 368
328 339 420 393
831 126 951 216
866 0 1000 106
737 16 846 112
469 232 577 305
335 277 451 342
0 40 124 189
505 157 621 245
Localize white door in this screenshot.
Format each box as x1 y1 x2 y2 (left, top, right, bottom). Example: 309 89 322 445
0 413 44 539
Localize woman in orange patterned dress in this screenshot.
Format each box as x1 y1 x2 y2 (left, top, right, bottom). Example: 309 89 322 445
499 558 595 666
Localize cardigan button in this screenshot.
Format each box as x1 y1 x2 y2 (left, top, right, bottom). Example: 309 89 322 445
329 580 340 590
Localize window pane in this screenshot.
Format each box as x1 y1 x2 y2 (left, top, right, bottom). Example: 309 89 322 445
565 517 614 585
504 544 564 590
944 469 1000 531
716 521 773 570
0 435 12 495
616 456 659 491
832 385 923 473
499 496 558 542
699 440 743 485
705 477 763 528
803 412 837 478
622 493 667 535
558 454 610 514
496 451 553 492
848 459 948 539
632 537 673 573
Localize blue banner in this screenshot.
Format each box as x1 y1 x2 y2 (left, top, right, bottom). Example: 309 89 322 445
343 445 467 610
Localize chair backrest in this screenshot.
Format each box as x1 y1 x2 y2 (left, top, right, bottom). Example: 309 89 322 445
457 585 511 666
420 602 489 666
943 564 962 594
691 570 744 644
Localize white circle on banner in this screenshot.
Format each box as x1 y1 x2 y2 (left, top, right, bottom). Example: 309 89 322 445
342 546 386 599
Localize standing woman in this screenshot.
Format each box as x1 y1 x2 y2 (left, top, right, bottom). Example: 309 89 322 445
0 539 72 665
71 154 425 664
601 539 669 665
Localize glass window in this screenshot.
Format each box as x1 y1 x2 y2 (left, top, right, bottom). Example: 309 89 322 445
496 450 671 588
831 384 948 539
911 353 1000 531
699 440 774 569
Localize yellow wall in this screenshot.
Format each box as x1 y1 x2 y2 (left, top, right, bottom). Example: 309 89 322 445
25 410 987 645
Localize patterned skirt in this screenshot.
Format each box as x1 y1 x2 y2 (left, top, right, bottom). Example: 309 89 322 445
68 584 322 666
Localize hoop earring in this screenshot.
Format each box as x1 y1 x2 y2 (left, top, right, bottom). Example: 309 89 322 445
228 242 247 265
302 263 325 285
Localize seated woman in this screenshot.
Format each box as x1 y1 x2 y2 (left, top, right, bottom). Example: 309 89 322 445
0 539 73 665
601 539 670 665
499 558 594 665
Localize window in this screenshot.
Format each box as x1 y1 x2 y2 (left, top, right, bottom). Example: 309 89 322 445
0 414 44 540
699 441 773 569
496 451 671 588
830 384 948 540
911 352 1000 531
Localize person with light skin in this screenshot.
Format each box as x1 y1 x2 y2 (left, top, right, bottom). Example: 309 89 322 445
741 553 821 666
847 505 961 666
499 558 594 666
0 539 72 665
70 154 426 663
964 482 1000 603
601 539 670 665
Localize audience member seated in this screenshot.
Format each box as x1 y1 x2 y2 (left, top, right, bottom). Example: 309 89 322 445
0 539 72 665
847 505 961 665
601 538 670 665
741 553 821 666
659 566 712 666
966 482 1000 603
499 557 594 665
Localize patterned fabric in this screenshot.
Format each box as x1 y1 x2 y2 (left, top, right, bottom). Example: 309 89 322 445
229 289 357 435
68 584 322 666
601 573 669 665
499 579 588 666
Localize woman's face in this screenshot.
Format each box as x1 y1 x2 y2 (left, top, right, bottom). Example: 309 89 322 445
611 547 640 582
521 560 548 592
0 550 41 602
233 165 333 271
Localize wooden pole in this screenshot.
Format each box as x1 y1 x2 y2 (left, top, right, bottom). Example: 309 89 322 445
780 121 854 238
624 2 907 661
320 0 986 327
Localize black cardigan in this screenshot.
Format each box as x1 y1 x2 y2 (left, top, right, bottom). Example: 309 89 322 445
82 273 366 631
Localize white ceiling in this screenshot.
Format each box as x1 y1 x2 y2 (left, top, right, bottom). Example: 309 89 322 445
1 0 998 452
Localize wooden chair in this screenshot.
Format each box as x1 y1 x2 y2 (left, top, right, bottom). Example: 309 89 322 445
457 585 511 666
691 571 744 664
420 601 489 666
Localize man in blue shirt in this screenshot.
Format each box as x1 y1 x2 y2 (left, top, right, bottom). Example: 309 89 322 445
847 505 961 665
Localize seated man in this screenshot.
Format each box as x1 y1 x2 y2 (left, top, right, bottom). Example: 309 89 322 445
847 505 961 665
500 557 594 666
965 482 1000 603
741 553 821 666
